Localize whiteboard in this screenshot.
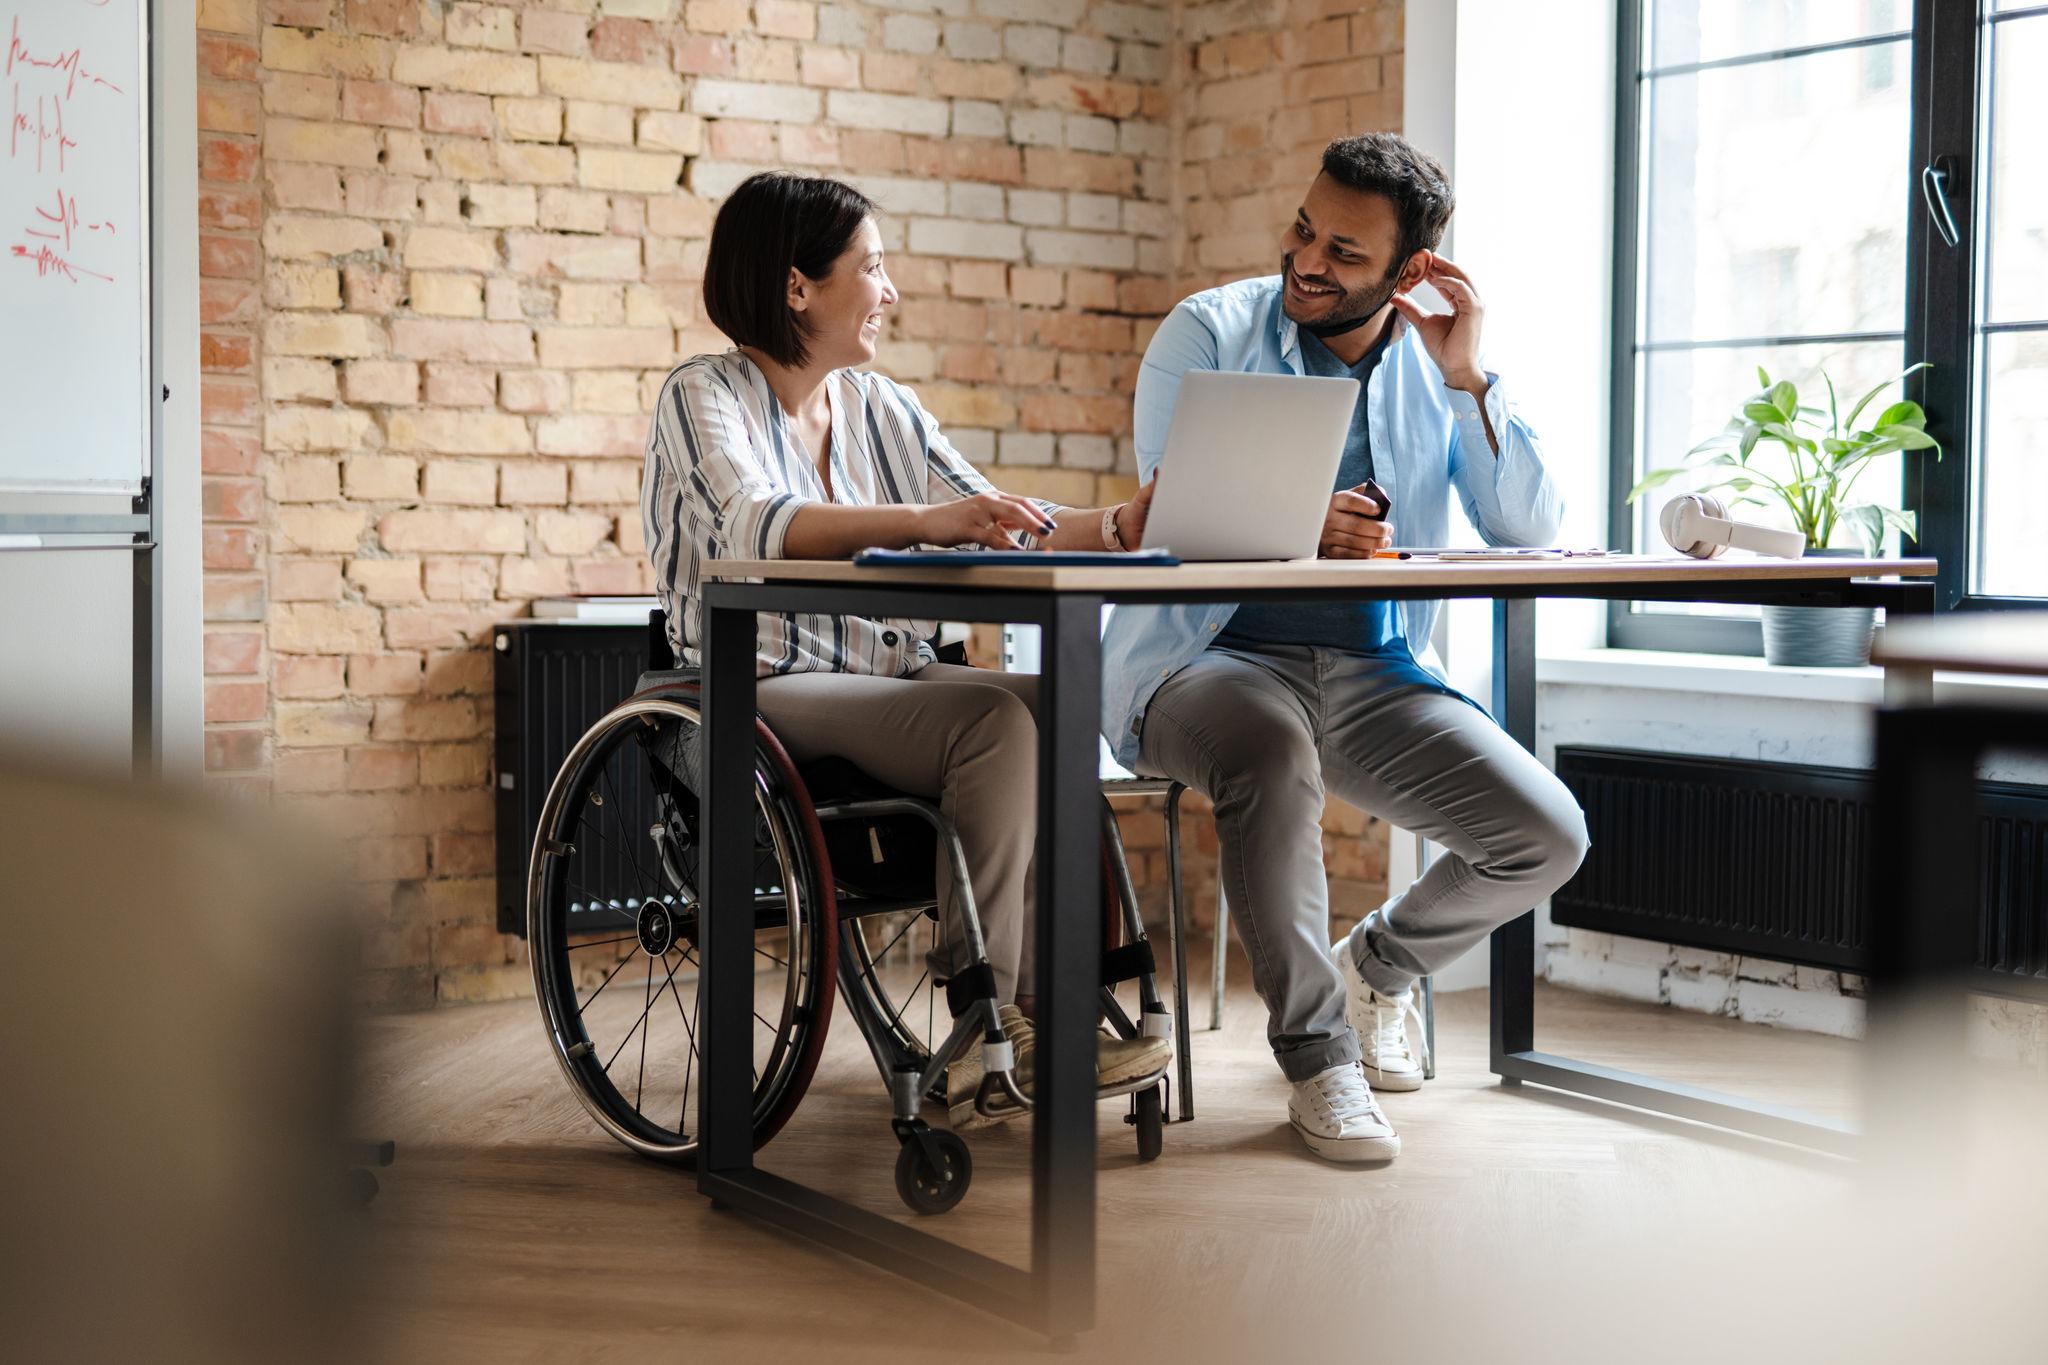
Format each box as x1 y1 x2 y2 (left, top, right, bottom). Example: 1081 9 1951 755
0 0 149 493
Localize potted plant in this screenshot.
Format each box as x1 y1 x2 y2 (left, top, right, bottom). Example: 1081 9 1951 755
1628 363 1941 666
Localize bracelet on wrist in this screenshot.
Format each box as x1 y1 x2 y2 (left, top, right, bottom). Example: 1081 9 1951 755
1101 503 1125 551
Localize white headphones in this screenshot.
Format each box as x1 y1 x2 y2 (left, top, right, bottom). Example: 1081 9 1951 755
1659 493 1807 560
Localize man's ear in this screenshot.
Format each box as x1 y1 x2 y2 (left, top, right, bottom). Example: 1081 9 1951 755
1394 250 1430 295
785 265 809 314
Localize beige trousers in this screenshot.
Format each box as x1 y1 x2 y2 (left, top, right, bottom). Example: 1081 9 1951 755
754 662 1040 1005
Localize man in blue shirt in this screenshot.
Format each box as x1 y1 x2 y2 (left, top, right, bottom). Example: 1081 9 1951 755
1100 134 1588 1163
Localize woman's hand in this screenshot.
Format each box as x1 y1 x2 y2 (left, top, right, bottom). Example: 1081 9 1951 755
917 492 1057 550
1111 474 1159 551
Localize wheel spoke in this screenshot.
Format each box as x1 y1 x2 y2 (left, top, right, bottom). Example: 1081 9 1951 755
598 756 666 899
601 990 651 1074
564 933 637 952
635 948 653 1111
602 948 687 1078
577 949 637 1017
577 798 666 910
870 911 920 967
877 968 930 1048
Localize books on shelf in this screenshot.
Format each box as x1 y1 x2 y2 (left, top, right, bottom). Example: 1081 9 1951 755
531 596 660 623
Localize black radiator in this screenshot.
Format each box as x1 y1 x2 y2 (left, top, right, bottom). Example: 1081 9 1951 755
1551 746 2048 1000
493 620 656 937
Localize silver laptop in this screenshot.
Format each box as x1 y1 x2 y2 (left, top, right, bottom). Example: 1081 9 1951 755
1138 370 1359 560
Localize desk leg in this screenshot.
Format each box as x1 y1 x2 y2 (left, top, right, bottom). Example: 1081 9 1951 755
1489 599 1538 1071
699 602 758 1184
1484 595 1855 1153
1869 708 1979 1133
1883 663 1935 707
1034 595 1103 1338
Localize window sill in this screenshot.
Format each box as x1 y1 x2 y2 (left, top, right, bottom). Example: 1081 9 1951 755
1537 647 2048 707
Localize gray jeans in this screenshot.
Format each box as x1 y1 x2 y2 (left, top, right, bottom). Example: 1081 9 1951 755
1136 643 1589 1081
754 663 1040 1005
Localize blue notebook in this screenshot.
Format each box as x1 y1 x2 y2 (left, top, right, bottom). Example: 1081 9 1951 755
854 548 1181 568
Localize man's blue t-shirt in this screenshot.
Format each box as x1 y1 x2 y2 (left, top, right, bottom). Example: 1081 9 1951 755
1215 326 1441 693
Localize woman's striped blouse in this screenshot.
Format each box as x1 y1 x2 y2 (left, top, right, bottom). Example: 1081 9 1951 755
640 349 1059 677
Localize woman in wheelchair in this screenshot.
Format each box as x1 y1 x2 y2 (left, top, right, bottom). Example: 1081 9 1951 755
639 171 1171 1135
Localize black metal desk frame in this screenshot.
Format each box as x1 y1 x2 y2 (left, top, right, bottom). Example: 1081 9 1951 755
698 569 1933 1338
1870 702 2048 1058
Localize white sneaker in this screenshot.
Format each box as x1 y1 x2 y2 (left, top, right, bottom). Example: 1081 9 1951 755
1288 1061 1400 1162
1330 938 1428 1091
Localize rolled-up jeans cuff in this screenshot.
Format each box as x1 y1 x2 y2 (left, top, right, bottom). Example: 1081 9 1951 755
1354 916 1420 999
1276 1032 1360 1083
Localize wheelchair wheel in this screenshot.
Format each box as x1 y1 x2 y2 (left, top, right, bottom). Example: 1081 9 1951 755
837 849 1129 1093
1131 1084 1164 1163
894 1127 972 1216
529 690 837 1163
838 903 948 1089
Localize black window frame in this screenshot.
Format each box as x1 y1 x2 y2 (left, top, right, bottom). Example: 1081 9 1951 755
1606 0 2048 652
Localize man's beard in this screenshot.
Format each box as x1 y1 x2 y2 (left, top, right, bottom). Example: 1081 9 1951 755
1282 251 1402 338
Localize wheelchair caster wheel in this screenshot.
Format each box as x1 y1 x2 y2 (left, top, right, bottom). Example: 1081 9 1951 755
1127 1084 1163 1163
894 1128 972 1215
342 1168 380 1206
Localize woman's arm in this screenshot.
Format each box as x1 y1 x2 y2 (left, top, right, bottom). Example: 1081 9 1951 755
783 484 1156 557
1037 479 1156 551
782 495 1055 559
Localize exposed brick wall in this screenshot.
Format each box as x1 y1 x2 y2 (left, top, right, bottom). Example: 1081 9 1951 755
199 0 272 795
1178 0 1401 292
193 0 1397 1007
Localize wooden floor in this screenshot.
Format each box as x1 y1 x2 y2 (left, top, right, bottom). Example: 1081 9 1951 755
355 946 2017 1363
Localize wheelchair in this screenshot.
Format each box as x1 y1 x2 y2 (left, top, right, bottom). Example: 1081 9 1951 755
525 619 1176 1215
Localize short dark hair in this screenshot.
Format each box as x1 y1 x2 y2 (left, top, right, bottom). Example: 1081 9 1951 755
702 172 878 368
1318 134 1455 275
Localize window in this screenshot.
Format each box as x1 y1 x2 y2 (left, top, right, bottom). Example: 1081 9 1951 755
1610 0 2044 652
1911 0 2048 606
1863 0 1900 89
1611 0 1912 651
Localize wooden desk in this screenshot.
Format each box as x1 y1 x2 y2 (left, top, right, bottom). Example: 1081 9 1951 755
1873 610 2048 703
694 554 1935 1339
1868 614 2048 1086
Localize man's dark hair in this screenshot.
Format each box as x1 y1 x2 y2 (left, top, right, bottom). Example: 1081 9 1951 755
702 172 878 368
1319 134 1455 275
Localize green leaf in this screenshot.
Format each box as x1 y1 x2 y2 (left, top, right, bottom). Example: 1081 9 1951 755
1739 424 1762 459
1878 506 1919 542
1874 423 1938 451
1825 373 1840 437
1841 378 1896 433
1874 400 1925 429
1625 466 1691 502
1757 364 1772 389
1759 420 1802 445
1821 437 1850 455
1768 380 1798 421
1841 436 1905 463
1842 361 1931 431
1840 504 1884 557
1742 401 1786 426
